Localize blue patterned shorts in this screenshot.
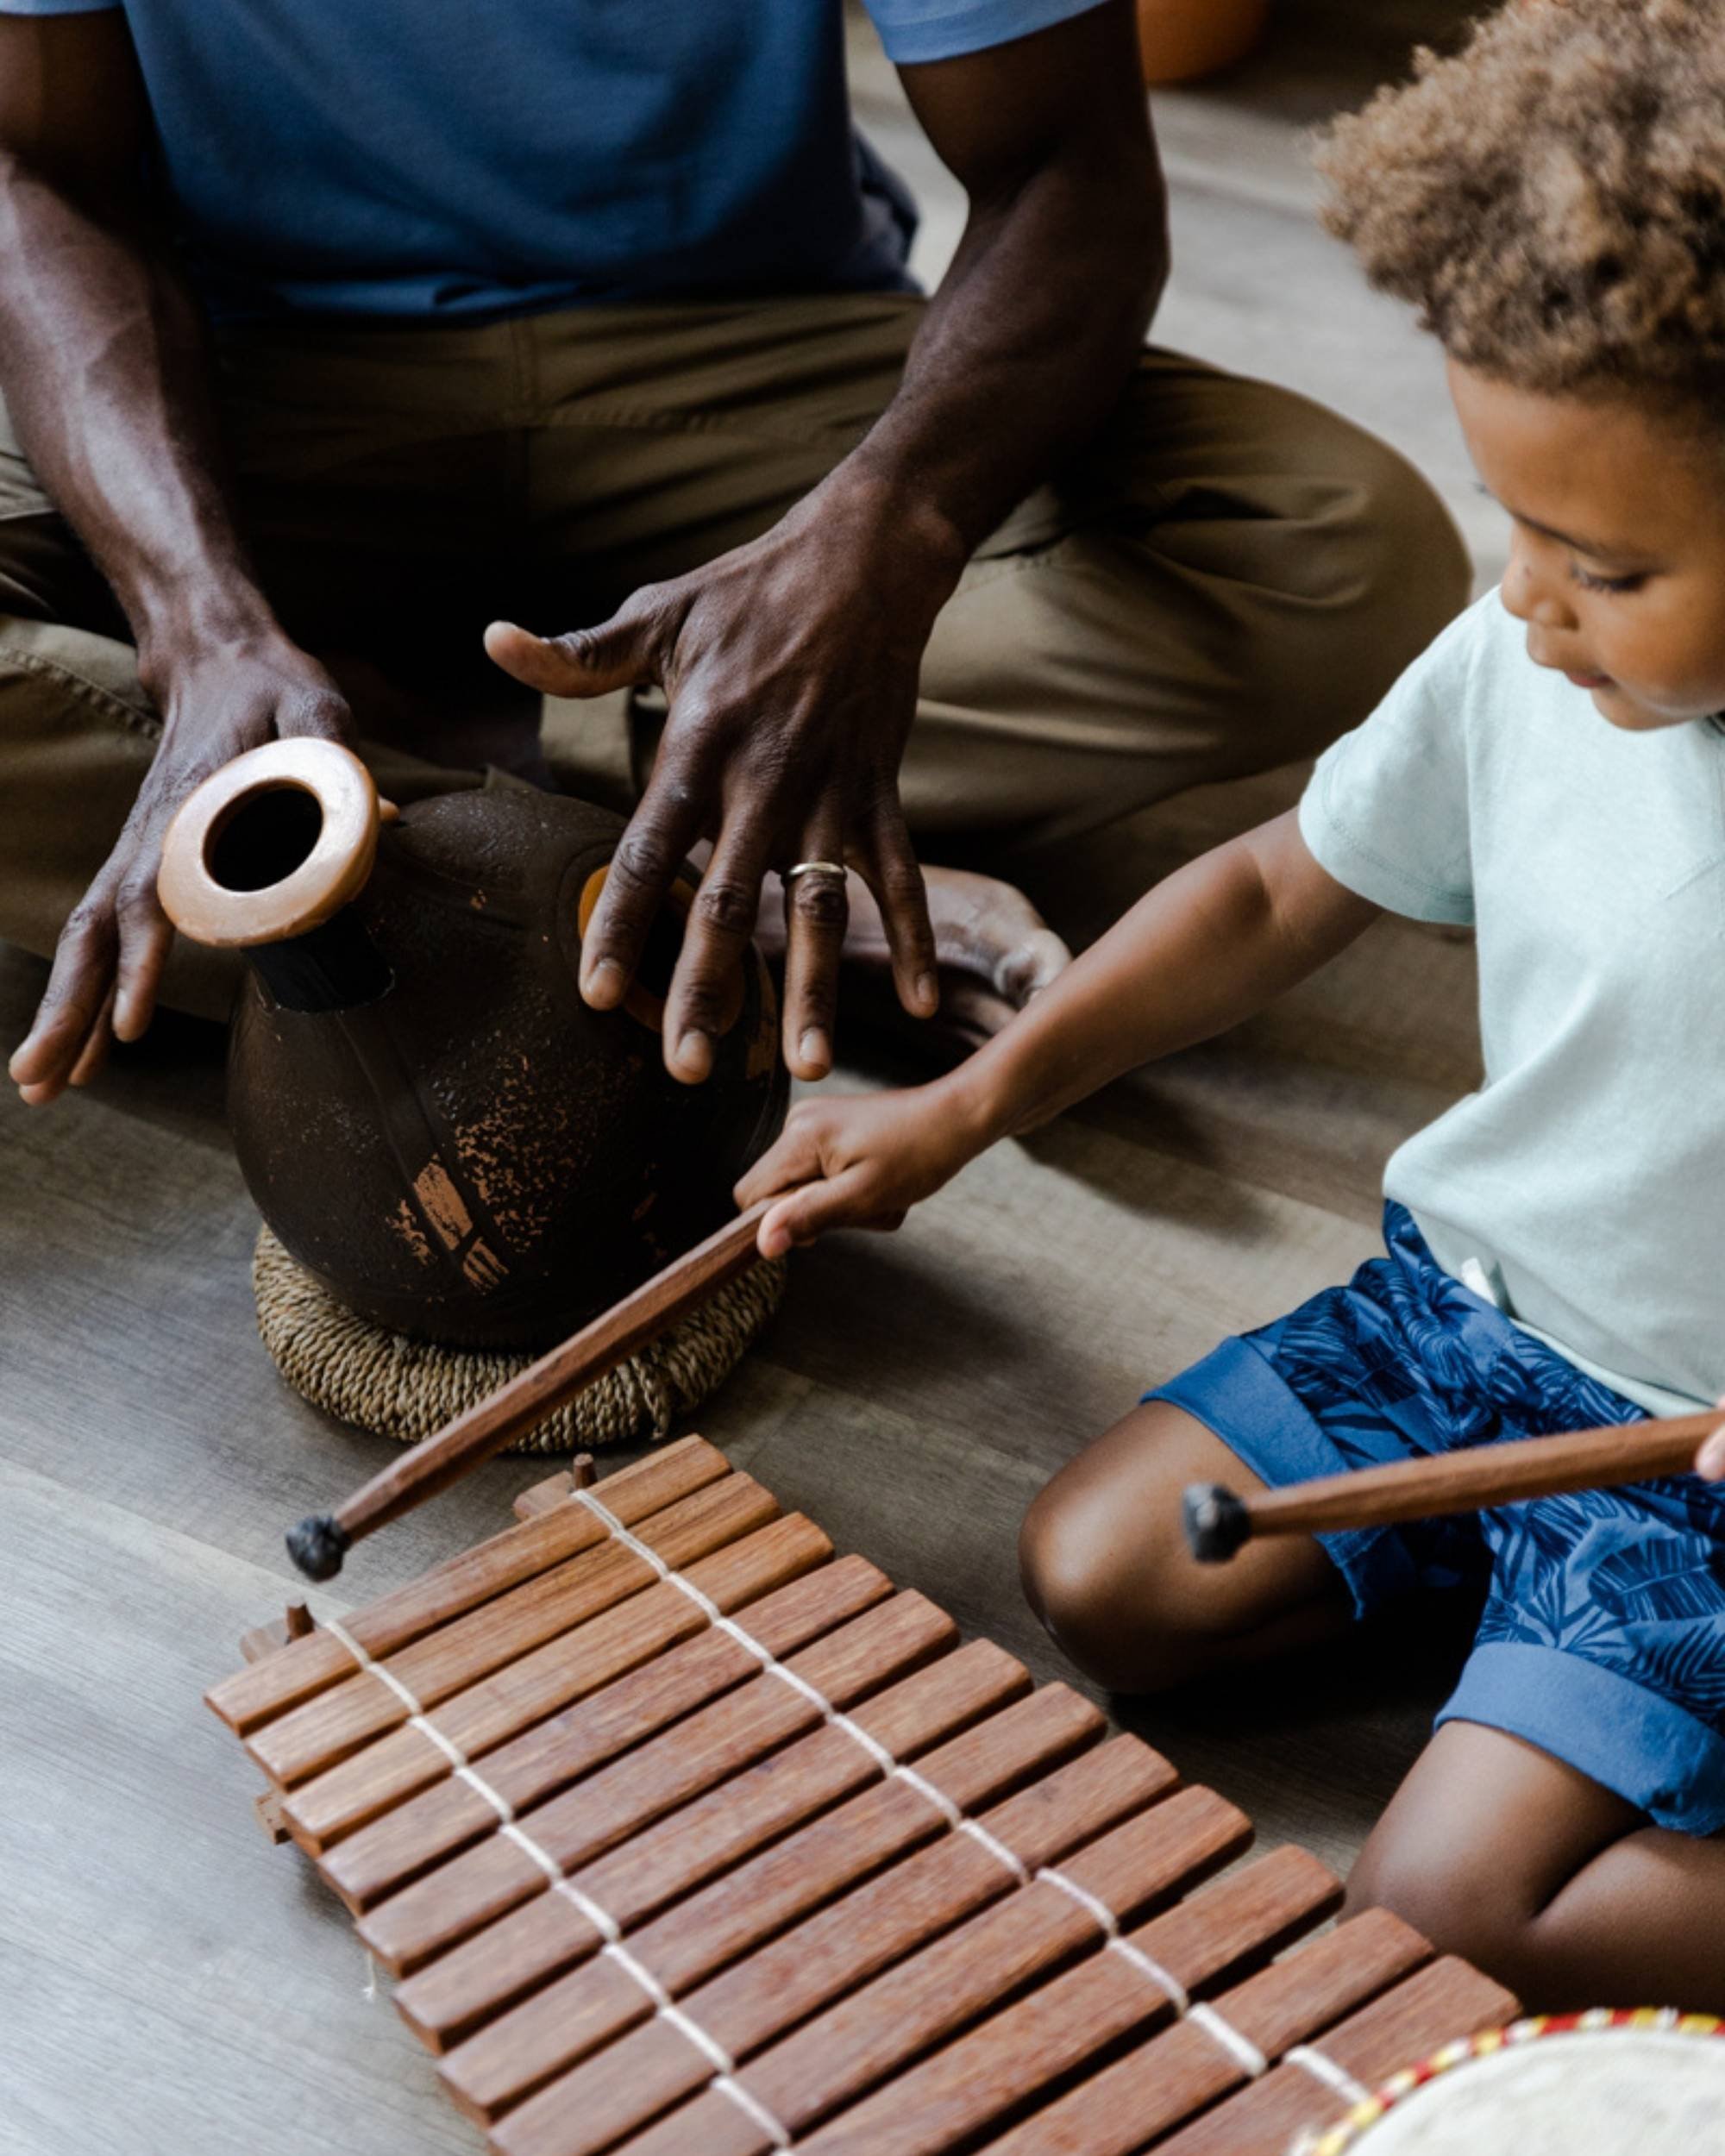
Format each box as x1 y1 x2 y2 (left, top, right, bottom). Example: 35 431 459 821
1149 1205 1725 1835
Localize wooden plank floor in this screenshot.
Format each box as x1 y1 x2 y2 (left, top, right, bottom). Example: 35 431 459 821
1 7 1495 2151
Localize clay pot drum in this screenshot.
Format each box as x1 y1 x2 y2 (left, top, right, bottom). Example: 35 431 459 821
159 741 787 1349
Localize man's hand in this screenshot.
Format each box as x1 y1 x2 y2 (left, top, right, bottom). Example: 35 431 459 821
488 480 953 1087
492 3 1157 1091
2 14 361 1105
8 632 350 1105
735 1078 985 1258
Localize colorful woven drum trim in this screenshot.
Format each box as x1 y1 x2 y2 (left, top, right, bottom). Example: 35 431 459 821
1300 2009 1725 2154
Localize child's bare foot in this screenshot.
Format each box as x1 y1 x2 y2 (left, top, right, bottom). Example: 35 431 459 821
757 862 1071 1059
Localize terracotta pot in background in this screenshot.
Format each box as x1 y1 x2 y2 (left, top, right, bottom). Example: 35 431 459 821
1137 0 1270 84
159 739 787 1350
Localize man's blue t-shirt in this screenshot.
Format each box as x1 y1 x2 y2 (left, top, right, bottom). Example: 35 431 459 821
6 0 1100 320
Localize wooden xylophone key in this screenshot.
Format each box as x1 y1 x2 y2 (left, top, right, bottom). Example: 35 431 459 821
540 1783 1252 2156
654 1732 1191 2098
206 1438 1523 2156
290 1513 836 1856
248 1469 782 1789
1145 1952 1519 2155
512 1469 580 1521
826 1885 1408 2156
797 1846 1346 2156
392 1629 1031 2042
206 1436 731 1735
459 1725 1175 2142
621 1687 1117 2000
439 1687 1119 2127
371 1589 967 1980
320 1552 892 1907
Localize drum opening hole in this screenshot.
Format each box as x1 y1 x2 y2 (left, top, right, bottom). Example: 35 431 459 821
206 785 325 893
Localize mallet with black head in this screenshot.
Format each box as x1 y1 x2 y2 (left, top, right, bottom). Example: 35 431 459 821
1183 1407 1717 1564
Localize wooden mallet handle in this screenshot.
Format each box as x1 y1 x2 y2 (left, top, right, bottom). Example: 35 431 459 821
286 1201 773 1580
1183 1408 1719 1564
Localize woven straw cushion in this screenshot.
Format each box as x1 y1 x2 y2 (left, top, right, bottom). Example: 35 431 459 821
253 1225 786 1451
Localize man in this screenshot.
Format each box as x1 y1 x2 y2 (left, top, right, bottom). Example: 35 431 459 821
0 0 1467 1107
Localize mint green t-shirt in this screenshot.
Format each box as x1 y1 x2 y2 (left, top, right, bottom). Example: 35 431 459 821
1299 589 1725 1416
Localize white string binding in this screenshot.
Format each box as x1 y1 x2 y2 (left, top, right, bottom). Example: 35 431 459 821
318 1608 790 2142
564 1491 1310 2093
372 1484 1348 2128
1191 2003 1270 2078
329 1508 1355 2128
1285 2044 1370 2104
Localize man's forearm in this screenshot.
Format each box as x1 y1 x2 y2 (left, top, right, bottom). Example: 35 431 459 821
0 155 273 674
831 135 1165 567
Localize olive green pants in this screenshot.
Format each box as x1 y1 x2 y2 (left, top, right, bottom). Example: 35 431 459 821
0 291 1470 1019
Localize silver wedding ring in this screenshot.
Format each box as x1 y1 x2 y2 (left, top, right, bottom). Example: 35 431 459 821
783 860 848 884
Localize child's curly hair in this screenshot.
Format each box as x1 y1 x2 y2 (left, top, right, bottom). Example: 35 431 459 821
1317 0 1725 411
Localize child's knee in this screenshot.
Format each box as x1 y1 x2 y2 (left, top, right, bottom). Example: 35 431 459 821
1019 1457 1240 1695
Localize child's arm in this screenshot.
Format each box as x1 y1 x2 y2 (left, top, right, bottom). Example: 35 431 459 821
739 809 1380 1254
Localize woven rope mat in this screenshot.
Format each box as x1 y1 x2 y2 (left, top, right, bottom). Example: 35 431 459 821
253 1225 787 1451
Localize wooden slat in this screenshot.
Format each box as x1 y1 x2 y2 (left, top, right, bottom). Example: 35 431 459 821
1144 1955 1520 2156
290 1514 834 1858
320 1551 889 1903
505 1820 1311 2156
392 1633 1029 2046
512 1472 576 1521
573 1784 1251 2156
441 1687 1114 2127
374 1595 973 1987
206 1438 730 1734
462 1727 1178 2140
248 1471 781 1788
795 1846 1344 2156
895 1900 1418 2156
623 1737 1182 2130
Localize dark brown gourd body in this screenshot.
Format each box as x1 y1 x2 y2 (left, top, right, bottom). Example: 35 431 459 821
164 750 787 1349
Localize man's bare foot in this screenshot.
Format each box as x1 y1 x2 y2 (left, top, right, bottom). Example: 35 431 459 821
757 862 1071 1059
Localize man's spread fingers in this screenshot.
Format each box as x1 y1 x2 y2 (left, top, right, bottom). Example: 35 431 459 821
663 833 766 1083
112 893 174 1043
581 784 704 1011
862 808 938 1018
9 906 118 1092
66 984 119 1088
484 616 652 699
780 843 848 1081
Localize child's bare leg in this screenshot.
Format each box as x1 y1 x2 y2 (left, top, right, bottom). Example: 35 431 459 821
1349 1722 1725 2010
1019 1401 1349 1695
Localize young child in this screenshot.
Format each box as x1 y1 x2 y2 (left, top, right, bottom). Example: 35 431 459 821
737 0 1725 2013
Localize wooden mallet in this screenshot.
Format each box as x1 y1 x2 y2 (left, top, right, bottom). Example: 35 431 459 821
285 1200 772 1581
1182 1407 1721 1564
